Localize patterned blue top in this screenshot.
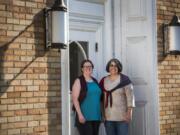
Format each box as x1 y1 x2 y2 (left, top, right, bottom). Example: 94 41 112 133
80 81 102 121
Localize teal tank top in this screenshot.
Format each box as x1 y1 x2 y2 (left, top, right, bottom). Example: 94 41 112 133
80 81 102 121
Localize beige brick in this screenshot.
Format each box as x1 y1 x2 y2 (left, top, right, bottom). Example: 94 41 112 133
14 13 25 19
14 86 26 91
28 121 39 127
7 68 21 74
26 14 34 19
21 44 33 50
0 111 14 117
7 31 19 36
21 128 33 134
1 86 14 92
40 120 48 126
8 104 21 110
14 98 27 104
34 91 45 96
34 80 45 85
26 2 37 8
27 74 39 79
21 80 33 85
16 74 27 79
40 74 48 79
13 25 26 31
39 109 48 114
1 123 14 129
1 99 14 104
32 8 42 14
0 24 13 30
14 37 26 43
8 129 20 135
15 110 27 116
34 0 44 2
14 62 27 68
8 116 21 122
0 93 7 98
28 109 40 115
39 97 48 102
14 122 27 128
34 103 46 108
21 104 33 109
29 62 39 67
20 56 33 61
7 43 20 49
21 115 34 121
19 19 26 25
0 117 7 123
3 62 13 67
14 50 26 55
27 97 39 103
2 74 14 80
5 55 19 61
26 50 36 55
39 63 48 67
0 105 7 111
13 0 25 6
7 18 19 24
21 92 33 97
7 92 21 98
0 5 6 10
40 85 48 91
34 126 46 132
38 3 45 8
0 11 12 17
28 86 39 91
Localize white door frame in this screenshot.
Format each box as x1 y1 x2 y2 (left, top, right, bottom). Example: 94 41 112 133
61 0 159 135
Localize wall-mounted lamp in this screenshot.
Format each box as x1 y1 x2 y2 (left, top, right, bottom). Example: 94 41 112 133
163 15 180 55
45 0 67 49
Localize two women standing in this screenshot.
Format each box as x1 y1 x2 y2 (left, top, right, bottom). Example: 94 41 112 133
72 58 135 135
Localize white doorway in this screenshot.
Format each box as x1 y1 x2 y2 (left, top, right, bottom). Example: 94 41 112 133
65 0 159 135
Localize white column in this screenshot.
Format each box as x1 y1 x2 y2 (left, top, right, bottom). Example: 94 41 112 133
104 0 113 65
61 0 70 135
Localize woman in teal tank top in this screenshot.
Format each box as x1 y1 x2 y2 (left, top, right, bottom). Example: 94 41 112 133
72 59 102 135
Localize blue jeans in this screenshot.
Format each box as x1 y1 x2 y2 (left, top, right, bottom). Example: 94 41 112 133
105 121 129 135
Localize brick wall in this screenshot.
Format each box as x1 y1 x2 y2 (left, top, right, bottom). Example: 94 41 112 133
157 0 180 135
0 0 61 135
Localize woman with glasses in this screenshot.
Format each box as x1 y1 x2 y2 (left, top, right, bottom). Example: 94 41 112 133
100 58 135 135
72 59 102 135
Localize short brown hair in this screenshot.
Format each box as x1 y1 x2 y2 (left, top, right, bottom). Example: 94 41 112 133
81 59 94 69
106 58 122 73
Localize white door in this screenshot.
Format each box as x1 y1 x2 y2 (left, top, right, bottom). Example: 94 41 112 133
119 0 159 135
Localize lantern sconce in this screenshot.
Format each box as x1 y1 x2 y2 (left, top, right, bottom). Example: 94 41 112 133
44 0 67 49
163 15 180 56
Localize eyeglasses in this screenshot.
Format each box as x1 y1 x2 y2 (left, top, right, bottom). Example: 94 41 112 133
110 64 117 68
83 66 93 69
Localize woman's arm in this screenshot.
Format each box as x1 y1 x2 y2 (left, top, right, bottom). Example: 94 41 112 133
125 84 135 122
72 79 86 123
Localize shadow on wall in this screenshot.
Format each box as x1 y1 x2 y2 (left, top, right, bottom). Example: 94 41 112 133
0 0 61 134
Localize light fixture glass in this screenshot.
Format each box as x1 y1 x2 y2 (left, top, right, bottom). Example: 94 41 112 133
45 0 67 49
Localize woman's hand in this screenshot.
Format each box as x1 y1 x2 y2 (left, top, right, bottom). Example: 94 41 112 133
78 114 86 124
125 108 132 123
